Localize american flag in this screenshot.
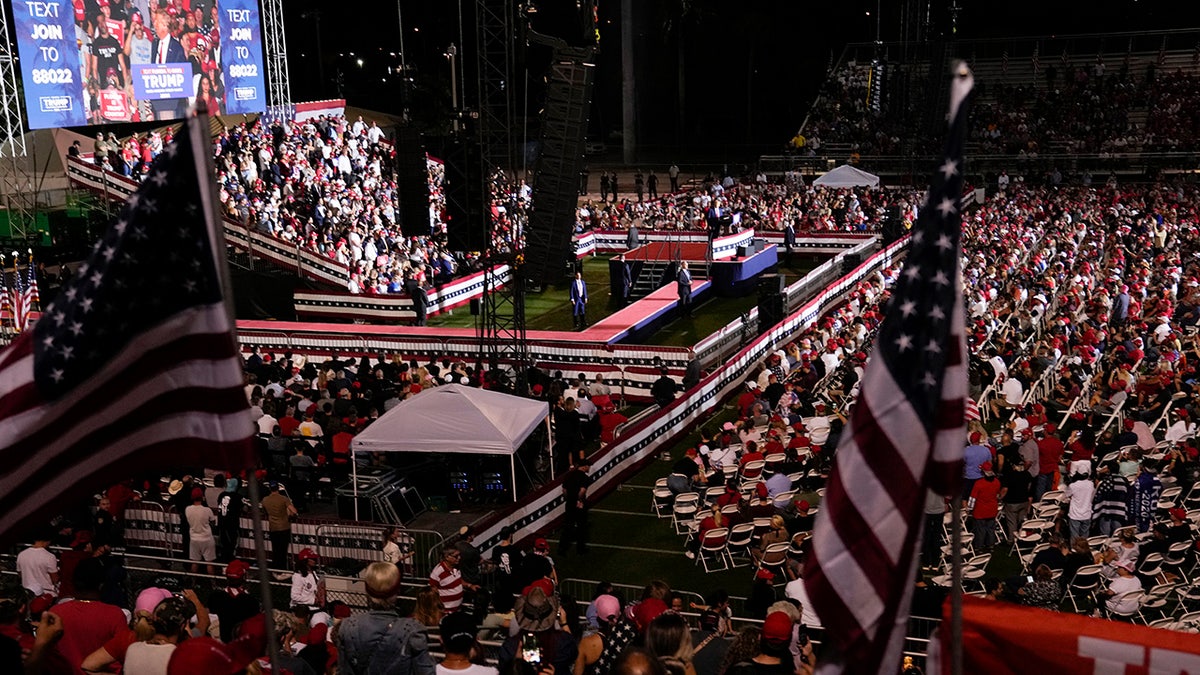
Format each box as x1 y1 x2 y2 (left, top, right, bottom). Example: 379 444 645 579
1158 37 1167 67
1001 50 1009 76
0 113 255 543
16 254 39 331
1031 46 1040 75
804 64 972 675
0 258 11 326
965 397 980 422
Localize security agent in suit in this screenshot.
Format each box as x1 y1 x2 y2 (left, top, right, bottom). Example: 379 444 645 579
677 261 693 318
616 254 633 306
405 274 428 326
149 11 189 120
783 219 797 262
570 272 589 330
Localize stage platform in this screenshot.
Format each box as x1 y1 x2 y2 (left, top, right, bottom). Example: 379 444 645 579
624 241 711 262
237 280 708 347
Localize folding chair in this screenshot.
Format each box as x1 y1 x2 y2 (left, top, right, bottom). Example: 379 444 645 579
725 523 756 567
698 527 730 572
672 494 700 535
652 487 675 518
1067 564 1103 613
755 542 790 581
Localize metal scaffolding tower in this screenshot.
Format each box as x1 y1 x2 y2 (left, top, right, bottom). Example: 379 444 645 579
473 0 529 393
0 0 32 241
262 0 292 111
475 0 517 176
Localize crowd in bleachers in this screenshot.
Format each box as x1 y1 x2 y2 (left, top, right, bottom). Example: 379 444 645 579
577 172 922 237
797 54 1200 160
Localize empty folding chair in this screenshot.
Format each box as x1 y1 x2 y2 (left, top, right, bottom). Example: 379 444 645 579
725 523 756 567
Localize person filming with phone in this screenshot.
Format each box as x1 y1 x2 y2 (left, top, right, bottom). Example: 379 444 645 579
499 587 577 675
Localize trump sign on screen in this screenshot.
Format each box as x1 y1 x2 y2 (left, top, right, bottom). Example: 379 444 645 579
15 0 268 129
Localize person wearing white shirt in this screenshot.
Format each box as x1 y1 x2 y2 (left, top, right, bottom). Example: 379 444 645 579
16 535 58 598
1063 469 1096 542
1164 410 1194 445
784 574 822 629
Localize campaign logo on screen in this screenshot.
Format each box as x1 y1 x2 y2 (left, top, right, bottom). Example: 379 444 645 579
15 0 268 129
15 0 86 129
132 64 193 100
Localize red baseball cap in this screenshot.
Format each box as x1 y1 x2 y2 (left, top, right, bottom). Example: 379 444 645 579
225 559 250 579
534 537 549 551
756 482 769 498
632 598 668 630
762 611 793 645
191 487 204 501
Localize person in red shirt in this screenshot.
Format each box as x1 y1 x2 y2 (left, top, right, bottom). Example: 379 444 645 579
738 440 765 468
42 558 127 675
1035 424 1065 501
969 462 1003 553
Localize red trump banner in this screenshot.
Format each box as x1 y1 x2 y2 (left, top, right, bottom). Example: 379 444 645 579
928 596 1200 674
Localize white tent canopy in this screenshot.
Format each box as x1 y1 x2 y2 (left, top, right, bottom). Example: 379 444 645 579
352 384 549 455
812 164 880 188
350 384 550 505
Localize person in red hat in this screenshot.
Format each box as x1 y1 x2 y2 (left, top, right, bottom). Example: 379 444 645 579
206 560 260 643
290 548 325 610
968 461 1002 552
185 487 218 575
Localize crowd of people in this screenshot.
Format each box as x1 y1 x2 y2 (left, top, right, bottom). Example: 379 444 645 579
96 111 543 296
795 53 1200 161
20 150 1200 674
576 173 922 239
651 180 1200 634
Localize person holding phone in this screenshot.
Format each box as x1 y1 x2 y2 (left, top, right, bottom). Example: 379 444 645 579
499 587 577 675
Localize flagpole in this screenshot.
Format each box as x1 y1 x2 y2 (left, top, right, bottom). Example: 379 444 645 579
948 60 972 675
950 490 963 675
186 100 282 667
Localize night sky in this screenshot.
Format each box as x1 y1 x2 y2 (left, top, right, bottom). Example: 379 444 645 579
275 1 1200 154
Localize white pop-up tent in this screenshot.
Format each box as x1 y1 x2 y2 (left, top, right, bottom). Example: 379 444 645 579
350 384 551 504
812 164 880 188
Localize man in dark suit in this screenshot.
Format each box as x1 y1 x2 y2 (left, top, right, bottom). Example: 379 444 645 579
405 274 428 326
677 261 693 318
570 272 588 330
149 11 188 120
616 254 632 307
783 219 797 263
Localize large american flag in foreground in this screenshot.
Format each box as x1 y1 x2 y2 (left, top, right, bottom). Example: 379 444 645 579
0 113 255 543
804 65 973 675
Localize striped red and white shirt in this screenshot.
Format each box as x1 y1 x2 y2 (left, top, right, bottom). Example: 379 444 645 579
429 562 464 612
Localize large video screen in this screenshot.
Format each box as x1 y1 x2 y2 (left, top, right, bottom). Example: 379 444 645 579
14 0 267 129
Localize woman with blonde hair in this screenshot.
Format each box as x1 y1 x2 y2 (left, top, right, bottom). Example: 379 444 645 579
644 612 695 675
413 586 444 627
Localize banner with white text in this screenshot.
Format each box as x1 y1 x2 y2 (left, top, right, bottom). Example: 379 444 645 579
16 0 267 129
928 596 1200 674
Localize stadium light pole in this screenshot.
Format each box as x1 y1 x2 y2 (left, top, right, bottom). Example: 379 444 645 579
447 44 461 133
397 0 410 120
